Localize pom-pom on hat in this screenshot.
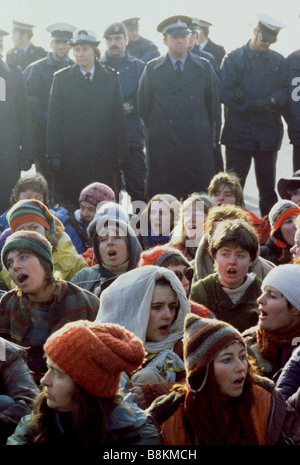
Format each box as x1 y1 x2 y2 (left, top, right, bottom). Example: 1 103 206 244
1 230 53 271
268 199 300 237
79 182 115 207
44 320 145 398
184 314 245 393
261 264 300 311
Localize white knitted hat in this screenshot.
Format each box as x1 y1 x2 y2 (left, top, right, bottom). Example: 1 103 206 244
262 264 300 311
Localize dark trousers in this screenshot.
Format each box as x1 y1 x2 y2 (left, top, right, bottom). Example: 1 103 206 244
293 145 300 173
123 145 147 202
225 146 278 217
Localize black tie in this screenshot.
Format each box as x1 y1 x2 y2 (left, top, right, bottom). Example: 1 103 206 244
175 60 182 76
85 72 92 83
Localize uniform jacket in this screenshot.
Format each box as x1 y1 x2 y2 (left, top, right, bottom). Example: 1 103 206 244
201 37 226 67
276 346 300 414
126 36 160 63
284 49 300 145
191 45 220 76
0 339 39 442
23 53 74 156
6 43 46 70
220 42 288 151
138 52 221 199
190 273 261 332
46 61 129 206
147 378 300 445
0 60 32 211
101 52 145 147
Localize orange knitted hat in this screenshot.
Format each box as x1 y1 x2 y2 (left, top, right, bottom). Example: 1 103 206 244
138 245 187 267
43 320 145 398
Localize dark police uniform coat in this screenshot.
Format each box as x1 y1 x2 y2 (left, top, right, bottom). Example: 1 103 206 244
23 53 74 178
6 43 46 70
201 37 225 67
126 36 160 63
0 60 32 212
46 61 129 210
220 42 288 152
138 51 220 200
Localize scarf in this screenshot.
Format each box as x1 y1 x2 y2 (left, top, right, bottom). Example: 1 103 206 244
101 260 129 276
257 321 300 360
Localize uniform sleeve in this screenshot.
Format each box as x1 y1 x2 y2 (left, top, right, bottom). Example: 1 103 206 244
46 74 64 159
220 53 249 112
111 72 129 170
137 63 153 127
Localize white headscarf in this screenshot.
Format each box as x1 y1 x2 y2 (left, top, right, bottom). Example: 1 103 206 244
96 265 190 354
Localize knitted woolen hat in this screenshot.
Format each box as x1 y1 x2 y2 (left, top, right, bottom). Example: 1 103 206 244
262 264 300 311
1 230 53 270
43 320 145 398
268 200 300 236
184 314 245 393
138 245 189 267
79 182 115 207
7 199 59 235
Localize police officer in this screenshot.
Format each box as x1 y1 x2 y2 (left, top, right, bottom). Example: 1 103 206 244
123 17 160 63
6 21 46 70
220 14 288 218
101 22 147 202
138 15 220 201
188 18 220 75
23 23 76 187
196 19 225 67
0 30 32 212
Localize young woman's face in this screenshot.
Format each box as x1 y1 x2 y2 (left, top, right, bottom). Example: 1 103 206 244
15 221 47 237
291 228 300 257
167 264 192 296
257 285 299 333
149 201 172 236
98 231 129 268
41 358 78 412
214 245 253 289
280 215 298 247
6 250 48 299
73 44 95 70
214 342 248 402
146 283 178 342
211 184 237 206
183 203 205 241
79 201 97 223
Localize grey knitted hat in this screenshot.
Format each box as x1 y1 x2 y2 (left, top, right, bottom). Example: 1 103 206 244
262 264 300 311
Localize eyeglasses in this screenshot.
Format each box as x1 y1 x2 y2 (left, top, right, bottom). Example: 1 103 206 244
173 267 194 282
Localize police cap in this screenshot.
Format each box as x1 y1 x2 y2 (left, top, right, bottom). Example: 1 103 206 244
70 29 100 46
0 30 9 44
122 18 140 29
12 20 35 32
257 13 286 43
157 15 192 36
104 22 126 38
46 23 76 41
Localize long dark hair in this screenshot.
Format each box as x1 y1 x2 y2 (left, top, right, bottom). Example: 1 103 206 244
28 388 122 445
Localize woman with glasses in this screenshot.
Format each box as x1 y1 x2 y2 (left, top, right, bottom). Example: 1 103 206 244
96 265 190 408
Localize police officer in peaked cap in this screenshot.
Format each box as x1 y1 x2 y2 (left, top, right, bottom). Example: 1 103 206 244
123 17 160 63
6 20 46 69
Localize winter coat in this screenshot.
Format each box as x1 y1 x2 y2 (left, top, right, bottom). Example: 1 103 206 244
0 60 32 212
6 44 46 70
260 237 293 266
201 37 226 67
0 339 39 443
220 42 288 151
285 49 300 146
276 346 300 414
23 53 74 159
46 61 129 208
138 52 221 199
190 273 261 332
0 280 99 377
191 45 220 76
101 52 145 148
147 377 300 445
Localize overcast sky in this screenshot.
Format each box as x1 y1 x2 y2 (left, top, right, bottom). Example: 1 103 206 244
2 0 300 57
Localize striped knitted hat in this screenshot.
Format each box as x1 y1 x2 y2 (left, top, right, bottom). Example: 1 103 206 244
44 320 145 398
1 230 53 270
268 199 300 237
184 314 245 392
7 199 58 234
79 182 115 207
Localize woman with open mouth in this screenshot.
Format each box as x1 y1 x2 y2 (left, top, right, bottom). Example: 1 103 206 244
96 264 190 408
243 263 300 382
0 230 100 383
71 202 142 298
148 314 300 445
